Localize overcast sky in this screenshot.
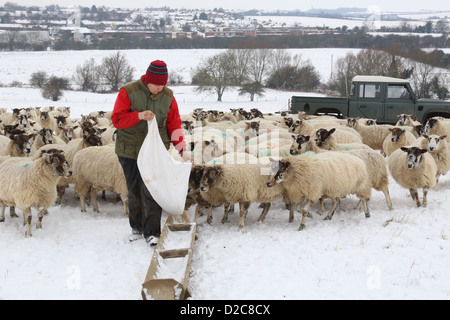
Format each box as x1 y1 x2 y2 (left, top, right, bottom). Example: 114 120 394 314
3 0 450 13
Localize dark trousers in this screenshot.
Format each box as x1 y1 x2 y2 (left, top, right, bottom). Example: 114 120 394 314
118 156 162 238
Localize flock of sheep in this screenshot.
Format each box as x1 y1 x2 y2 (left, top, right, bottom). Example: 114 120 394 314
181 108 450 231
0 105 449 236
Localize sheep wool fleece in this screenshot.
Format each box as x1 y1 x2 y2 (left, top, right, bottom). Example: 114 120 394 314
115 79 173 160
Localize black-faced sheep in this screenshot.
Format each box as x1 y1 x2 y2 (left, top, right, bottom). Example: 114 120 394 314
200 163 283 231
388 146 437 207
0 149 72 236
314 128 372 151
266 153 372 231
0 133 35 157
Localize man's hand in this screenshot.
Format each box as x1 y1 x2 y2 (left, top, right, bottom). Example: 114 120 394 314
138 110 155 121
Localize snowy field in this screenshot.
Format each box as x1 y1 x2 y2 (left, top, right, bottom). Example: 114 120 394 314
0 49 450 300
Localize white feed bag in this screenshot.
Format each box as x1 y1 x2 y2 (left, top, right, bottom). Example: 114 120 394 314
137 119 192 215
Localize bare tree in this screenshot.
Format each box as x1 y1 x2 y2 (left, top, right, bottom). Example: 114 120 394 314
98 51 135 92
192 51 234 101
227 49 251 85
408 60 436 99
74 58 100 92
248 49 272 84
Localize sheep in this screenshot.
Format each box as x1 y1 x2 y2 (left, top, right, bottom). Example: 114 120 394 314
289 134 393 211
28 128 51 154
382 127 416 157
57 125 78 143
413 134 450 187
425 118 450 143
388 146 437 207
0 133 35 157
315 128 372 152
0 149 72 236
246 137 293 158
290 118 362 144
200 163 284 231
38 109 57 131
185 165 218 219
426 135 450 186
72 144 128 216
36 124 104 204
396 114 421 127
266 152 372 231
347 117 393 150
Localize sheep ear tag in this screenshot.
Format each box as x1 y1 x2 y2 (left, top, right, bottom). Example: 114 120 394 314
137 118 192 216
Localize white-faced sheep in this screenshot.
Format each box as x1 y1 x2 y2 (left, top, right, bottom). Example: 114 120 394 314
347 117 393 150
388 146 437 207
200 163 284 231
288 133 393 211
413 134 450 187
0 149 72 236
72 144 128 216
382 127 416 157
266 152 372 231
425 118 450 143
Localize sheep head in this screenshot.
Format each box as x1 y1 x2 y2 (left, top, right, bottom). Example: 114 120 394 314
188 165 205 194
389 127 406 142
400 146 427 169
290 134 310 155
40 149 72 178
267 158 290 187
315 128 336 148
199 165 222 192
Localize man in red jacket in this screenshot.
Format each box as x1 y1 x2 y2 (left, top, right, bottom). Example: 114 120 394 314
112 60 187 247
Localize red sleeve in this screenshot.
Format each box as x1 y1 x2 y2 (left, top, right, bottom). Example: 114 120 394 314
166 96 186 152
111 88 140 129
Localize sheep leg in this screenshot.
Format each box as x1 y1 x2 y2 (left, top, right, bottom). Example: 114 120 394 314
55 185 66 205
409 188 421 207
422 187 429 207
222 202 233 224
298 200 312 231
79 192 87 212
120 194 129 217
23 207 32 237
36 208 47 229
10 206 18 218
317 197 325 215
324 198 340 220
257 203 271 222
238 202 251 231
383 188 393 211
288 203 295 223
360 198 370 218
0 203 5 222
91 187 99 213
207 205 213 225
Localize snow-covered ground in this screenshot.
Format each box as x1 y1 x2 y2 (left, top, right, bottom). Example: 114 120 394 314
0 49 450 300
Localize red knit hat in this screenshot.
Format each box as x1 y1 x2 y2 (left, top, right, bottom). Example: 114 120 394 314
145 60 168 85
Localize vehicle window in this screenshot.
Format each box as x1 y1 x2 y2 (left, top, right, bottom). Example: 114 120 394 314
359 84 381 99
388 85 411 99
350 83 355 96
